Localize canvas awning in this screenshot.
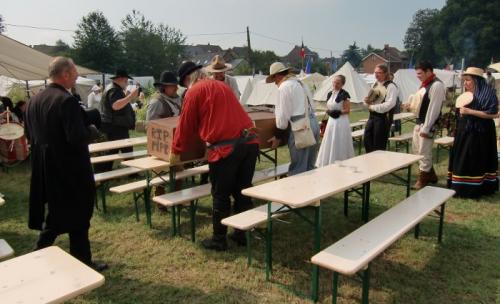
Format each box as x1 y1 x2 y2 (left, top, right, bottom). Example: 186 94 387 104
0 34 98 80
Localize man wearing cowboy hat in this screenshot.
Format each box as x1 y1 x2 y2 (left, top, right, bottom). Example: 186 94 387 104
100 69 139 171
146 71 181 122
412 61 446 189
266 62 319 175
178 61 203 90
363 64 399 152
205 55 240 100
170 65 259 251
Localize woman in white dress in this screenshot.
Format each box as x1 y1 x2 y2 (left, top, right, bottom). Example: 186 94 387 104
316 75 354 167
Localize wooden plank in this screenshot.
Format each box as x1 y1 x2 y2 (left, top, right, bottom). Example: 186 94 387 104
434 136 454 146
242 151 422 208
311 186 455 275
350 121 366 129
393 112 415 121
90 150 148 164
88 136 147 153
221 203 289 230
0 246 104 304
0 239 14 260
121 156 170 171
94 167 142 183
389 132 413 142
352 129 364 138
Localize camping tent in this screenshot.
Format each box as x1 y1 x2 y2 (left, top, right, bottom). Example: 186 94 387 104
245 78 279 106
393 69 461 103
313 62 370 103
0 34 98 80
360 73 376 86
298 72 326 94
0 75 96 101
240 75 266 105
488 62 500 72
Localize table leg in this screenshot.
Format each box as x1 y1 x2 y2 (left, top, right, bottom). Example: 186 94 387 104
265 201 273 281
144 170 152 228
362 182 371 223
311 203 322 302
190 200 196 242
332 272 339 304
438 204 446 243
361 264 371 304
100 183 107 214
406 165 412 198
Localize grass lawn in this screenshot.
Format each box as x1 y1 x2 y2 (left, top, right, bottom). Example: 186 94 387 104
0 109 499 304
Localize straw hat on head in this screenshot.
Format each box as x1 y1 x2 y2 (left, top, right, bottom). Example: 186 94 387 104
205 55 232 73
462 67 484 78
266 62 292 83
455 91 474 108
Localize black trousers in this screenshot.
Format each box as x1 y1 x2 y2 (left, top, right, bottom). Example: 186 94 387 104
35 226 92 265
364 113 391 153
99 124 132 172
208 143 259 239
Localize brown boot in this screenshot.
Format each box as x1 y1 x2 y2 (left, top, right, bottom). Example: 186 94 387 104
428 167 438 184
413 170 429 190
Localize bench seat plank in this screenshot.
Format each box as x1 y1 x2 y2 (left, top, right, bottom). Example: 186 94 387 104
90 150 147 164
109 165 209 194
94 167 142 183
389 132 413 142
352 129 364 139
221 203 288 230
434 136 454 146
0 239 14 260
311 186 455 275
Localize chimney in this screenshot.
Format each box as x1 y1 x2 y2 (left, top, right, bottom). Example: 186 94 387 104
384 44 389 49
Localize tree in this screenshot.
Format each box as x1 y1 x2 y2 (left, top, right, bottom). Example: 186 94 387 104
120 10 185 78
0 15 5 34
251 50 280 74
73 11 121 73
360 44 381 58
341 42 362 68
403 9 439 63
52 40 72 57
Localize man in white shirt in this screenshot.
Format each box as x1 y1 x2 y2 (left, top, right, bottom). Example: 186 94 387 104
267 62 319 175
87 85 102 112
412 61 446 189
364 64 398 152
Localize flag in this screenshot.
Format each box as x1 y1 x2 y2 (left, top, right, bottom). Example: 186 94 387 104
305 57 312 74
299 41 305 58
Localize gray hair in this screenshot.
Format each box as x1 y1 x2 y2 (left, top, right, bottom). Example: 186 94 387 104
187 68 207 88
48 56 75 79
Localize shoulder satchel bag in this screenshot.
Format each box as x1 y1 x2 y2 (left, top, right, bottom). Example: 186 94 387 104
290 82 317 149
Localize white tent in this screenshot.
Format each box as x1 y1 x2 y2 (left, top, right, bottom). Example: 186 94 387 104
240 75 266 105
313 62 370 103
393 69 461 103
0 34 98 80
298 72 326 94
233 75 254 96
488 62 500 72
245 79 279 106
360 73 376 86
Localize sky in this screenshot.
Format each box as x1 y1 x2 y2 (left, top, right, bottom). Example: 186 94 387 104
1 0 446 58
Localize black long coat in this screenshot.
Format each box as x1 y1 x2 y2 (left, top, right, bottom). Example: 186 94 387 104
25 83 95 232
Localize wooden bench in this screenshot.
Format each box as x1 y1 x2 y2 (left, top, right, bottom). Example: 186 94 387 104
350 121 366 130
88 136 147 153
93 167 143 213
388 132 413 153
152 163 290 241
90 149 148 164
352 129 364 154
0 239 14 260
109 165 209 223
311 186 455 304
434 136 454 163
0 246 104 303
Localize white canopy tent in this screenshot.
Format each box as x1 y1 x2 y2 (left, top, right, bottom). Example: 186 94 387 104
244 78 279 106
393 69 461 103
0 34 98 81
313 62 370 103
298 72 327 94
488 62 500 72
240 75 266 105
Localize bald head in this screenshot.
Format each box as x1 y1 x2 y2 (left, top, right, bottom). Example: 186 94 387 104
49 57 78 89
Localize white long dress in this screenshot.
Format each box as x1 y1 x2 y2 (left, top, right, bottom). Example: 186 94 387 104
315 91 354 167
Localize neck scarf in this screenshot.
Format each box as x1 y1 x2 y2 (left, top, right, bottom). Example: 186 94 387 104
420 73 436 88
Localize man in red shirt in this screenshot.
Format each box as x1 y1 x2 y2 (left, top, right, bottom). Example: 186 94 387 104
171 65 259 251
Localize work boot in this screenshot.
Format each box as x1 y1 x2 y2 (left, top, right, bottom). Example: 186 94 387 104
428 167 438 184
201 236 227 251
229 230 247 247
413 170 428 190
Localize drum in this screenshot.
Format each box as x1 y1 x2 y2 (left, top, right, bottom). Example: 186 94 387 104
0 123 24 141
408 87 426 117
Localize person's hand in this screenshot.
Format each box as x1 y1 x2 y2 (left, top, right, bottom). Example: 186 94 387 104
459 107 471 116
267 136 281 149
419 132 431 139
168 152 181 165
129 86 140 99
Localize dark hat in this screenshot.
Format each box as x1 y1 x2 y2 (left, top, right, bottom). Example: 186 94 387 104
178 61 202 87
154 71 179 87
110 69 133 80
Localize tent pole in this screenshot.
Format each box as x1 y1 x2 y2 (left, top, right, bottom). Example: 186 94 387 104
102 73 105 88
25 80 30 99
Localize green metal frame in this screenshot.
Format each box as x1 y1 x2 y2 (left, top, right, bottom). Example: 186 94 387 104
435 143 451 163
259 148 278 167
414 203 446 242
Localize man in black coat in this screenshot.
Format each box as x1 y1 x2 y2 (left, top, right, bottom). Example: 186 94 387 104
25 56 106 271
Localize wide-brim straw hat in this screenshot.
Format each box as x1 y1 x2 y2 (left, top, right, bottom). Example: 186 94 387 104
462 67 484 78
366 85 387 104
266 62 292 83
205 55 232 73
455 91 474 108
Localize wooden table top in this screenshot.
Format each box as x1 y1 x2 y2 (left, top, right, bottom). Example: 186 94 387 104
0 246 104 304
242 151 423 208
88 136 147 153
121 156 170 171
